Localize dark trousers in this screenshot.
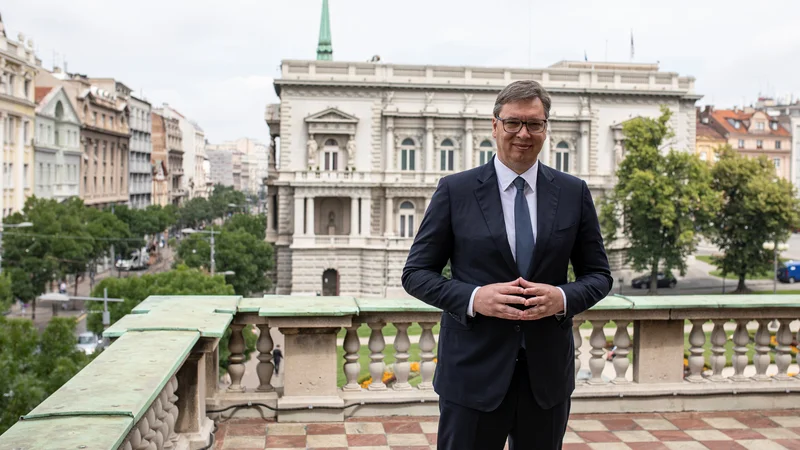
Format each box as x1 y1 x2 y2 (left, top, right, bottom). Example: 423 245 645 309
274 359 281 374
437 351 570 450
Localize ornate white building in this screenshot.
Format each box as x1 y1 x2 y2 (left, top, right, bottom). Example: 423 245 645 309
264 58 700 297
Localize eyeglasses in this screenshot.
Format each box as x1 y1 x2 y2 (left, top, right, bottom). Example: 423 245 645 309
495 116 548 134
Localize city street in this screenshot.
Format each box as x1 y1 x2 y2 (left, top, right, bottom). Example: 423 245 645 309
3 246 175 334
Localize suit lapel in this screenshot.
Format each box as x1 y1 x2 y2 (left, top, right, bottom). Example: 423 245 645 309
474 161 518 276
529 163 560 280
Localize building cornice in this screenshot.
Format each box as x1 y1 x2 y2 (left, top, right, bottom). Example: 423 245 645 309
274 79 701 100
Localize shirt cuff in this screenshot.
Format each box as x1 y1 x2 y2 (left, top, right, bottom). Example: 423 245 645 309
556 286 567 318
467 286 480 317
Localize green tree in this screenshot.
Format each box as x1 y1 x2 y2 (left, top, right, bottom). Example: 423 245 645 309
209 184 246 219
0 273 12 313
600 107 720 294
225 213 267 241
0 316 89 434
86 264 235 335
177 197 213 230
176 228 273 296
709 146 800 293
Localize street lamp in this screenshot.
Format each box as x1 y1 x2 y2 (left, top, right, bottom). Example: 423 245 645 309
0 222 34 273
182 227 218 276
763 240 790 294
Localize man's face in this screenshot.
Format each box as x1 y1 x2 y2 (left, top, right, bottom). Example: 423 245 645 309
492 98 547 172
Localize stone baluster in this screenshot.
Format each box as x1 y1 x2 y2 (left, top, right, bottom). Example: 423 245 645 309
393 322 412 391
342 325 362 391
612 320 631 384
774 319 794 381
753 319 772 381
731 319 751 382
418 322 437 390
167 376 179 447
256 324 275 392
227 324 246 392
367 322 387 390
587 320 607 385
142 408 158 449
149 400 165 450
573 320 583 384
154 393 170 450
708 319 728 382
686 319 707 382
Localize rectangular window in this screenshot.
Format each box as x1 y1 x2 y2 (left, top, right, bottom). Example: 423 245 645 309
400 215 406 238
479 150 494 166
8 75 15 95
93 112 97 126
776 140 782 150
401 150 408 170
408 215 415 238
23 163 29 188
54 129 59 146
556 152 570 173
24 80 30 98
757 122 764 131
738 139 744 149
110 117 114 129
440 150 453 171
757 140 763 149
699 152 707 161
774 158 781 168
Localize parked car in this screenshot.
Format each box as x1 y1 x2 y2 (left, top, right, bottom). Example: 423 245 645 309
76 332 102 355
631 272 677 289
777 261 800 283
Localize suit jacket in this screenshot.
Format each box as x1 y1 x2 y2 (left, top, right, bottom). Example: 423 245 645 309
401 158 613 412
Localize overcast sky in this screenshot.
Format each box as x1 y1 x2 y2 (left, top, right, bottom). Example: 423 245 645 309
3 0 799 142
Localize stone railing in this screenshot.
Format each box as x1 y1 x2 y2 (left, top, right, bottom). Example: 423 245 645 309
3 293 800 447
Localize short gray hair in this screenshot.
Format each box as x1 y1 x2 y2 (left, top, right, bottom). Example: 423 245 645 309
492 80 552 119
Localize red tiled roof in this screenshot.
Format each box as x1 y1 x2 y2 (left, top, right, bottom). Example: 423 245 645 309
696 121 725 140
34 87 53 104
710 109 790 137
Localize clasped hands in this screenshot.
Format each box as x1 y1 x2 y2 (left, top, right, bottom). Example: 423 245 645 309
473 277 563 321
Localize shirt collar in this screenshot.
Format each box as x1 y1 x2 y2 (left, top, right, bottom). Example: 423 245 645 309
494 155 538 193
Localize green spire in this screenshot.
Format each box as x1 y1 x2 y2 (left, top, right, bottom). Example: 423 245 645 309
316 0 333 61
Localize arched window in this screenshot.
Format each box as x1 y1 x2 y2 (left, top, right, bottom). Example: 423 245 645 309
555 141 570 173
400 138 416 171
399 201 416 238
55 101 64 120
323 138 339 171
479 139 494 165
439 139 454 171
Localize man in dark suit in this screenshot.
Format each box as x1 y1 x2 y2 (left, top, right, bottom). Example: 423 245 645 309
402 80 613 450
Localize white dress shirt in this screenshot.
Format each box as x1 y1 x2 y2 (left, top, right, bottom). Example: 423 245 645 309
466 157 567 317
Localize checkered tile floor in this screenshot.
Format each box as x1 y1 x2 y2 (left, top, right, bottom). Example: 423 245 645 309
213 410 800 449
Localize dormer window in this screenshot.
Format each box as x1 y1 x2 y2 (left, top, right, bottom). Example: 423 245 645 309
734 121 740 129
757 122 764 131
771 122 779 131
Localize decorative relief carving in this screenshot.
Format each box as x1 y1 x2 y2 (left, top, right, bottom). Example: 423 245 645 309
306 136 318 168
346 136 356 168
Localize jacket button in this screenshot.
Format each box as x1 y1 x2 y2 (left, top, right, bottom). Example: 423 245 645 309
514 325 521 332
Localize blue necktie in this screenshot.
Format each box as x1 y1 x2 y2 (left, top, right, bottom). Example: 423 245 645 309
513 177 534 279
513 176 534 351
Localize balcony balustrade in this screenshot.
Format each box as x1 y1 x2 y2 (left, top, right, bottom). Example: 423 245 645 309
2 294 800 448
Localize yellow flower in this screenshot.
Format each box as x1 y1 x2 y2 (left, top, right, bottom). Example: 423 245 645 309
410 362 420 372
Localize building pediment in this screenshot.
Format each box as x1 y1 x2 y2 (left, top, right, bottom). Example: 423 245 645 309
305 108 359 137
305 108 359 124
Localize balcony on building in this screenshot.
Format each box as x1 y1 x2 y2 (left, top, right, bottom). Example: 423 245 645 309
2 294 799 449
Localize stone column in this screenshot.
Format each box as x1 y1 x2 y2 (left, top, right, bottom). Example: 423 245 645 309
293 195 304 236
350 196 359 236
425 118 434 172
384 196 394 236
15 119 25 210
360 196 371 237
579 122 589 175
385 117 395 172
464 119 474 170
0 112 5 217
306 196 315 237
541 130 551 166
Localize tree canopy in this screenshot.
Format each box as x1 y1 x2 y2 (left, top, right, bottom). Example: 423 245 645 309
709 146 800 292
600 106 721 294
